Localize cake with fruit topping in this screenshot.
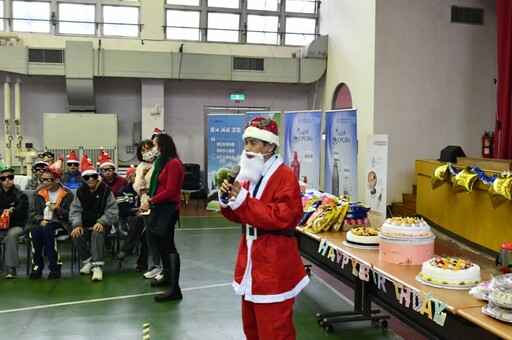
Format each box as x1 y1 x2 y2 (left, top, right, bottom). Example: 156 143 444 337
379 217 433 238
418 256 481 286
346 227 379 246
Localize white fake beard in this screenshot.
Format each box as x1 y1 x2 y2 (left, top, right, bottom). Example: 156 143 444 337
237 151 265 184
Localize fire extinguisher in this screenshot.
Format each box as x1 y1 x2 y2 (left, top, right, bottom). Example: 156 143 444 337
482 131 494 158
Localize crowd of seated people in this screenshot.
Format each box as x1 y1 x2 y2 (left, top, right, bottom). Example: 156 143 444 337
0 143 163 282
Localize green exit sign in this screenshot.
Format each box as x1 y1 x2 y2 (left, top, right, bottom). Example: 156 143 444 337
230 93 246 101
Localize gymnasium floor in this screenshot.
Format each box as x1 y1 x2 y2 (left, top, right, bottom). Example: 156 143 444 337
1 202 418 339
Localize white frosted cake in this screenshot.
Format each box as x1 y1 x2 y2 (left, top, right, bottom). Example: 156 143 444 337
380 217 433 238
346 227 379 246
418 256 481 286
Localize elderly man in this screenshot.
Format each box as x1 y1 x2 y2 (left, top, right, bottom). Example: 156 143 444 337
219 117 309 339
29 158 74 280
0 159 29 279
69 155 118 281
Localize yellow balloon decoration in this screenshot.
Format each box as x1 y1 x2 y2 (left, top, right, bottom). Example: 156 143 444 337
452 167 478 194
431 165 449 189
488 174 512 209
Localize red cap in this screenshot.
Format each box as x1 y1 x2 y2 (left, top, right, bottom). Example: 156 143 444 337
501 242 512 250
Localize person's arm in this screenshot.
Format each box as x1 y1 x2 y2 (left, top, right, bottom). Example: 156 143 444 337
97 191 120 228
12 190 29 226
68 193 83 229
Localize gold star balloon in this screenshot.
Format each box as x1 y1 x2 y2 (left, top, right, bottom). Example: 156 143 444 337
488 174 512 209
452 167 478 194
431 165 449 189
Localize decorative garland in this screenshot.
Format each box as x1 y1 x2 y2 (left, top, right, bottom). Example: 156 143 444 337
431 163 512 209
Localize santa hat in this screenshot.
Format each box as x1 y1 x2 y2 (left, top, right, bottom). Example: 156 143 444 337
80 155 97 176
45 156 63 178
33 159 49 168
97 150 115 169
0 159 15 174
242 117 280 147
66 150 80 164
151 128 164 139
126 165 137 179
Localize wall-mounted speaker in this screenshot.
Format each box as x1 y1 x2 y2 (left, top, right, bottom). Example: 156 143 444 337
439 145 466 163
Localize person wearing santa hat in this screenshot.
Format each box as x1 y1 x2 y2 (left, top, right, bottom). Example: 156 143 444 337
29 157 74 280
219 116 309 339
97 150 128 197
69 155 119 281
61 150 82 189
115 166 149 272
0 159 29 279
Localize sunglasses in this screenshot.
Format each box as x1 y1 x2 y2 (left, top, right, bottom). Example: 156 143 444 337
32 168 45 173
100 168 115 173
41 177 55 183
83 174 99 181
0 175 15 181
67 163 78 167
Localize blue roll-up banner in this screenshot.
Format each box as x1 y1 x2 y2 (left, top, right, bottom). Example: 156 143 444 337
324 109 358 200
283 110 322 189
206 114 245 192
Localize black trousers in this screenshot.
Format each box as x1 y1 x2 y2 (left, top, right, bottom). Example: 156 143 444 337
120 215 149 267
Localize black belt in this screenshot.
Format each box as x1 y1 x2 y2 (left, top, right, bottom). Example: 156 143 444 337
242 226 295 238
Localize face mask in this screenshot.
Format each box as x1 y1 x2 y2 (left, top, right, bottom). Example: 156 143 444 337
142 150 157 162
152 147 161 158
237 151 266 184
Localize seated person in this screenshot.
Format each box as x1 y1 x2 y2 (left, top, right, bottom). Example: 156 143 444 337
29 158 74 280
61 150 82 189
0 159 29 279
26 159 48 190
69 155 119 281
39 151 55 166
115 166 148 272
97 150 127 197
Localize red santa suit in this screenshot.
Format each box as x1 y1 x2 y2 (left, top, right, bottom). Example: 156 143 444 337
221 154 309 339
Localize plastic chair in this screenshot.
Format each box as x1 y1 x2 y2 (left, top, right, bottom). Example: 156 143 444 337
181 168 207 210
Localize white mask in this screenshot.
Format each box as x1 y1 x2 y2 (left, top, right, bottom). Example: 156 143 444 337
237 151 267 184
142 150 157 162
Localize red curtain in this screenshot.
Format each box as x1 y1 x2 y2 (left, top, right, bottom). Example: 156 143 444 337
496 0 512 159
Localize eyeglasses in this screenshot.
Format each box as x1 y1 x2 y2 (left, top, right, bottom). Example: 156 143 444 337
41 177 55 183
83 174 99 181
100 168 115 173
32 168 45 173
0 175 15 181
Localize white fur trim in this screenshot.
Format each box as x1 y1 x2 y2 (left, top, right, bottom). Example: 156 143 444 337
243 126 280 147
82 169 97 176
100 161 115 168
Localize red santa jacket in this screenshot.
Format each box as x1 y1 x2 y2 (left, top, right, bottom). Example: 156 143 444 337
221 156 309 303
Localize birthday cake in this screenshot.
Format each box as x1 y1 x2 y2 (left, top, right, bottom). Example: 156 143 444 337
380 217 433 238
418 256 481 287
346 227 379 246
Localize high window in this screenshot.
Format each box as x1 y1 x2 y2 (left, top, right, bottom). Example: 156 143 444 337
12 1 50 33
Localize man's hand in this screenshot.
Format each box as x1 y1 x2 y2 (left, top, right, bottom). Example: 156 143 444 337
93 223 104 232
221 179 241 201
71 226 83 237
40 220 49 227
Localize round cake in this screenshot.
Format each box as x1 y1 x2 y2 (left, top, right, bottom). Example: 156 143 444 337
418 256 481 286
380 217 433 238
346 227 379 246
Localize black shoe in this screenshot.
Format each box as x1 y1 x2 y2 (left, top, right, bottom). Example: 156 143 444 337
135 264 148 272
48 270 61 280
154 287 183 302
29 270 42 280
115 251 127 261
5 267 16 279
151 276 169 287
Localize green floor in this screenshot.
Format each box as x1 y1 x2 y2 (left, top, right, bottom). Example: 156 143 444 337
1 216 402 339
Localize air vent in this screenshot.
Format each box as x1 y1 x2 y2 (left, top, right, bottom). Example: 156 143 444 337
29 49 65 63
451 6 484 25
233 57 264 71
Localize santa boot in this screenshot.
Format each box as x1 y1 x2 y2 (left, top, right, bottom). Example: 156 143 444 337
154 253 183 302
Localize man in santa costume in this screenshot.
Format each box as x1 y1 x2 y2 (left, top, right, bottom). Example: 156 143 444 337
220 117 309 340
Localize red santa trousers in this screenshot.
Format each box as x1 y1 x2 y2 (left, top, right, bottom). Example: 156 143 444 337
241 297 296 340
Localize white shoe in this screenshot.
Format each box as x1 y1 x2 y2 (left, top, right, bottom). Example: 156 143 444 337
154 273 164 281
143 265 162 279
92 267 103 281
80 262 93 275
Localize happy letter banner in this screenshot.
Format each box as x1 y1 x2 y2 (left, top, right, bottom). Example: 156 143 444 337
324 109 358 200
283 110 322 189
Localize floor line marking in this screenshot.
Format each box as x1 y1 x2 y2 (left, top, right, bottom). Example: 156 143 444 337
177 226 239 231
0 282 233 315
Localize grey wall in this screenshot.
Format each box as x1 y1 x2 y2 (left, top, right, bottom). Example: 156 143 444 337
373 0 496 201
